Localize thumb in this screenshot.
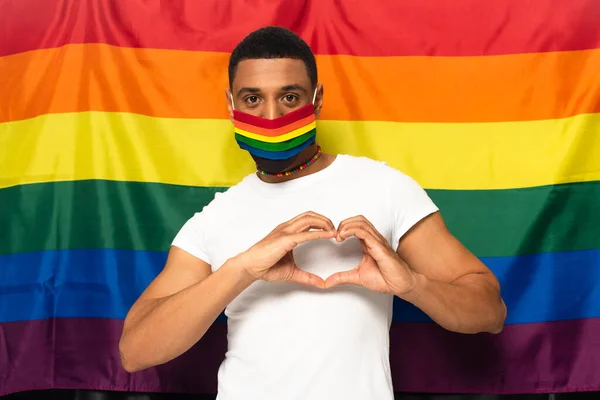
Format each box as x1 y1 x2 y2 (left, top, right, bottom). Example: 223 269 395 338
325 269 361 289
288 267 326 289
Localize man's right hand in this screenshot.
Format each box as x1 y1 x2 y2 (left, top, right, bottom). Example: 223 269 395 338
233 211 336 288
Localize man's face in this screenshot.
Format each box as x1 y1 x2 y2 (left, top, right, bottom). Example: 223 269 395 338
227 58 322 119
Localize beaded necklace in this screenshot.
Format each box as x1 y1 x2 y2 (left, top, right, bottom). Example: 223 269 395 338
257 145 322 177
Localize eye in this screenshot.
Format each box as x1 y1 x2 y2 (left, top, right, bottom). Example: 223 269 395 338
282 94 299 103
244 95 261 107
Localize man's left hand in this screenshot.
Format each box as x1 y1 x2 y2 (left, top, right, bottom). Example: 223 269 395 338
324 215 417 295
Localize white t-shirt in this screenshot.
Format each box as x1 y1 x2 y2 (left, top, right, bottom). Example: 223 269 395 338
172 154 438 400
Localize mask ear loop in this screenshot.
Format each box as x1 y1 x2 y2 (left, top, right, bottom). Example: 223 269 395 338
230 94 235 111
312 88 318 106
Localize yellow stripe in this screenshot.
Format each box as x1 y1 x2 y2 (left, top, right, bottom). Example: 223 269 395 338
1 112 599 190
234 121 317 143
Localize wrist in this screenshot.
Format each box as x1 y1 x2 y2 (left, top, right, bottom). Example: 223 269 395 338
221 255 258 287
395 271 428 303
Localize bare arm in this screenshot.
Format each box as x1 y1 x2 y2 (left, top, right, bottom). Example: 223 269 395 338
119 211 336 372
397 212 507 334
119 246 253 372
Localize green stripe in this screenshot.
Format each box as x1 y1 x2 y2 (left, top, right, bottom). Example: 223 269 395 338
0 180 221 256
234 129 316 151
1 180 599 257
428 182 600 258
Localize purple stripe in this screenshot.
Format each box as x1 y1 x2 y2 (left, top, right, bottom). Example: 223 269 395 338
390 319 600 394
0 318 226 396
2 318 600 395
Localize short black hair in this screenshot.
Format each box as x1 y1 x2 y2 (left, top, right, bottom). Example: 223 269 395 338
228 26 318 88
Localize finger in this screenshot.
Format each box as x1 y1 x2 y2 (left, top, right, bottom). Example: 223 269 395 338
288 229 337 247
278 229 336 253
284 214 336 234
337 221 378 240
289 268 326 289
290 211 335 228
359 239 368 253
337 222 385 245
338 227 382 250
286 211 329 225
338 215 375 229
324 269 361 289
338 216 386 243
274 211 323 231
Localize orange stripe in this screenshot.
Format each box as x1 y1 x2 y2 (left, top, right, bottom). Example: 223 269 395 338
234 114 315 137
1 44 599 123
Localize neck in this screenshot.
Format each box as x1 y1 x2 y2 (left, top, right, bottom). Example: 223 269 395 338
256 143 334 183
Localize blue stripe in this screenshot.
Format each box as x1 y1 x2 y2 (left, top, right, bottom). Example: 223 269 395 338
236 136 315 160
394 248 600 324
1 248 599 324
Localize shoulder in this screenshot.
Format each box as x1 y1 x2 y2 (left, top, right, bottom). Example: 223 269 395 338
171 175 256 260
339 153 436 209
335 153 385 170
337 154 423 190
183 173 256 227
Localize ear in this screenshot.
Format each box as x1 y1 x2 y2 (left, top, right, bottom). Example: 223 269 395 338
225 88 234 122
314 83 324 118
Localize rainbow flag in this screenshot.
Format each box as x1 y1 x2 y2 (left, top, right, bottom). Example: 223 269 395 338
1 0 600 395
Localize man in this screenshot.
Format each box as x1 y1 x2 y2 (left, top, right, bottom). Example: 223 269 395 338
119 26 506 399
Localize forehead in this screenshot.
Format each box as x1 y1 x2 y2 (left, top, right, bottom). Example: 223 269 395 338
232 58 311 92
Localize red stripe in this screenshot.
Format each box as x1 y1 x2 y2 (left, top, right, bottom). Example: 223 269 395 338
234 114 315 137
233 104 314 130
1 0 599 58
2 317 600 395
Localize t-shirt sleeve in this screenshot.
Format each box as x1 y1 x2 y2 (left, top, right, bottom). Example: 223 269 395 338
385 164 439 250
171 212 212 265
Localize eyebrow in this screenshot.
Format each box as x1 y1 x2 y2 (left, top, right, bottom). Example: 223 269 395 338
281 84 307 93
236 87 261 97
236 84 308 97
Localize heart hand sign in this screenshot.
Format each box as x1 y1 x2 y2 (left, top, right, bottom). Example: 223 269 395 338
238 212 416 295
323 215 417 295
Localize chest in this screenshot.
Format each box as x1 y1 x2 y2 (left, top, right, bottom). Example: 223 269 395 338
207 183 394 273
